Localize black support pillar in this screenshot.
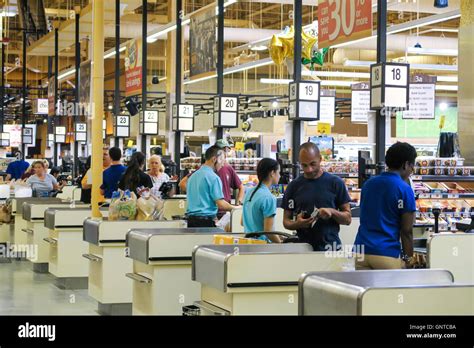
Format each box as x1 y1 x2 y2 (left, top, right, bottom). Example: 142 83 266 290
54 27 59 166
292 0 303 178
141 0 147 154
74 12 80 176
375 0 387 171
174 0 183 166
114 0 121 148
21 28 27 158
216 0 225 140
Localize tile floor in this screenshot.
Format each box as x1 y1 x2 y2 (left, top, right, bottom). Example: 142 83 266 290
0 258 98 315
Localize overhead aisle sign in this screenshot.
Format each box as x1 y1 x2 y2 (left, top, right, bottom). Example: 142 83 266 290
370 62 410 110
401 75 436 120
214 96 239 128
351 82 370 123
318 0 373 49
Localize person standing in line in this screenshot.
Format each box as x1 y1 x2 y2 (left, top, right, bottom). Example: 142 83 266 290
100 147 126 199
282 142 352 251
215 139 245 213
186 146 237 228
118 152 153 196
242 158 281 243
5 150 30 181
147 155 170 196
354 142 417 270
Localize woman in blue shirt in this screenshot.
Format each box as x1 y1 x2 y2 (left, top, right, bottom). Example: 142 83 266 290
242 158 281 243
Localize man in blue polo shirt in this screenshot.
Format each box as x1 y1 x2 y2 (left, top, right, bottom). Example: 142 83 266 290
354 142 417 269
100 147 126 199
186 145 237 228
5 151 30 181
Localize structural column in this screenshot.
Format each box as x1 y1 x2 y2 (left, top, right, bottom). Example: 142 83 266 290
291 0 302 178
91 0 105 218
375 0 387 171
458 0 474 165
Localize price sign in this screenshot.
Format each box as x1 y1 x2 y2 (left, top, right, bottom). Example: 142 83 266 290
317 122 331 135
318 0 373 49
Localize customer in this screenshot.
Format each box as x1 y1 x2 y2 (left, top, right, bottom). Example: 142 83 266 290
50 166 61 179
80 156 92 204
147 155 170 196
186 145 237 227
103 146 111 169
26 160 64 197
215 140 245 212
118 152 153 196
242 158 281 243
5 150 29 181
282 142 352 251
354 142 417 270
100 147 126 199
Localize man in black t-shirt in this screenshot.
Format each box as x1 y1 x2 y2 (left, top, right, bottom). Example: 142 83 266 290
282 142 352 251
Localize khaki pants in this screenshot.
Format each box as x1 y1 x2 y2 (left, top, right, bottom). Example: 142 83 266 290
355 254 405 270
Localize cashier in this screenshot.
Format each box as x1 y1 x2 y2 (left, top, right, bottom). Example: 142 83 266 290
354 142 417 269
186 145 237 228
282 142 352 251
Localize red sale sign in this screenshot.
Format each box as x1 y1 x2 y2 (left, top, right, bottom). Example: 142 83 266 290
318 0 373 49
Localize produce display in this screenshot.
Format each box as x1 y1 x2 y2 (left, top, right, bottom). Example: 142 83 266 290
226 157 260 172
180 157 201 171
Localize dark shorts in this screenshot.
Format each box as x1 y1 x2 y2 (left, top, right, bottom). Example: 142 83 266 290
187 215 216 228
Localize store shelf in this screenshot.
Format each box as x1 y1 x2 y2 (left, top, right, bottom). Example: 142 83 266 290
236 170 257 175
412 175 474 182
416 193 474 199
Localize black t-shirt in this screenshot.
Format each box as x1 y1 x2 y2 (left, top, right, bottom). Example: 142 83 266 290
281 172 351 251
118 171 153 196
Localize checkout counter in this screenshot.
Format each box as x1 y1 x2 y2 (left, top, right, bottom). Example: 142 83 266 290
11 197 62 258
83 218 185 315
299 269 473 315
56 186 81 201
415 232 474 284
161 196 187 220
22 201 88 272
44 207 107 289
189 243 353 315
125 227 225 315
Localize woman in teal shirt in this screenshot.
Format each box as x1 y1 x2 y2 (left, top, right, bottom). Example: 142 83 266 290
242 158 281 243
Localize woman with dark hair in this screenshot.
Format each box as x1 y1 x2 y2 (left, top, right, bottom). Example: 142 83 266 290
80 156 92 204
242 158 281 243
118 152 153 195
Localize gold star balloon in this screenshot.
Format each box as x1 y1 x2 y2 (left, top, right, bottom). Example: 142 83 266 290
302 30 317 60
269 26 294 66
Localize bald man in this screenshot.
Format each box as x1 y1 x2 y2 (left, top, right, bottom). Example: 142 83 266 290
282 142 352 251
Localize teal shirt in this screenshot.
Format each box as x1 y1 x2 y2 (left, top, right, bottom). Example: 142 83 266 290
242 184 277 233
186 165 224 217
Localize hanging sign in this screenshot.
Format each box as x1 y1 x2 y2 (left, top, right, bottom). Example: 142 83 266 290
22 127 34 145
102 120 107 140
140 110 159 135
173 104 195 132
213 96 239 128
114 115 130 138
34 99 49 115
351 82 370 123
288 81 321 121
0 132 10 147
125 39 143 97
318 0 373 49
54 126 67 143
401 74 436 120
75 123 87 142
370 62 410 110
309 89 335 126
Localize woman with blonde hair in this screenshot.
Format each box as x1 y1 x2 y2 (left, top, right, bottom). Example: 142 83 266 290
26 160 64 197
147 155 170 195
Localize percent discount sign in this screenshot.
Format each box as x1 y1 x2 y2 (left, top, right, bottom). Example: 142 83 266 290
318 0 373 49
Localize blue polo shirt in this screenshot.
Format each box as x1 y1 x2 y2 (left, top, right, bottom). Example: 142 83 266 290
243 184 276 233
6 160 30 180
354 172 416 258
101 164 127 199
186 165 223 217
